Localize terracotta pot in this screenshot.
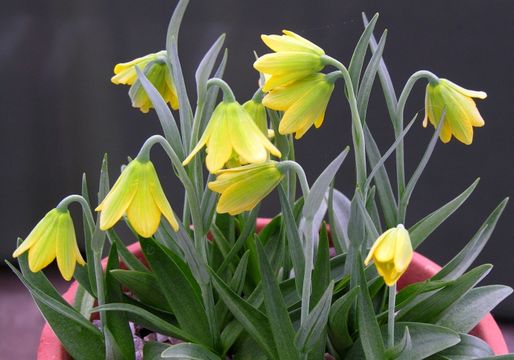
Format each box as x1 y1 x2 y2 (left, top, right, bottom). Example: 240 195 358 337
37 218 509 359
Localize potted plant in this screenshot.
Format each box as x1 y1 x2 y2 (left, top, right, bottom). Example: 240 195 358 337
9 0 511 359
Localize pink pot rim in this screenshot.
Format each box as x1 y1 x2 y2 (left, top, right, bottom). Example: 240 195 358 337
37 218 509 359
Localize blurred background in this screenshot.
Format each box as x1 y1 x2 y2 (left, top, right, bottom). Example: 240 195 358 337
1 0 513 356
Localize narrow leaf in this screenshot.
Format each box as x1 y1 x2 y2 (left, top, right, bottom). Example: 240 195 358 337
196 34 226 103
256 241 299 360
140 237 212 347
357 30 387 123
295 281 334 353
162 343 221 359
433 198 508 281
135 67 184 159
349 13 379 91
436 285 512 333
210 268 278 359
303 148 349 221
409 178 479 249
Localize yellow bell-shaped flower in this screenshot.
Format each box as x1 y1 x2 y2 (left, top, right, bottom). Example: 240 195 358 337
13 208 85 281
254 30 325 92
423 79 487 145
183 101 281 173
112 51 179 113
96 159 179 238
364 224 413 286
208 161 284 215
263 73 334 139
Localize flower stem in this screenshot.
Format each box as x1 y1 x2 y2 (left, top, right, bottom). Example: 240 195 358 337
395 70 439 223
277 160 310 199
388 283 397 349
56 195 95 234
206 78 236 103
321 55 367 189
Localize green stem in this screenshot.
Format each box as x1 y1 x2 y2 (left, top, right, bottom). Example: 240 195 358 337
251 88 265 103
136 135 220 346
277 161 310 199
56 195 95 233
206 78 236 103
394 70 439 222
301 220 314 324
321 55 366 189
388 283 397 348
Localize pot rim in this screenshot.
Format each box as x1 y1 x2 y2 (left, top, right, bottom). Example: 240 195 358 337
37 218 509 359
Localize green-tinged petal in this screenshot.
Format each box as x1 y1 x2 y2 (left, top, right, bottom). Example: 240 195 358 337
364 229 391 265
126 162 162 238
13 209 59 258
97 161 140 230
263 74 324 110
243 100 267 134
208 162 274 192
216 169 282 215
55 211 78 281
261 32 323 55
254 52 322 75
183 104 222 166
366 225 413 286
228 104 268 163
282 30 325 55
147 163 179 231
164 69 179 110
111 51 165 85
28 219 58 273
279 81 333 138
394 228 413 273
206 108 232 172
442 79 487 99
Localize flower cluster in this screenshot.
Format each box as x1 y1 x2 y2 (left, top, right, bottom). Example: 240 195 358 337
12 6 508 360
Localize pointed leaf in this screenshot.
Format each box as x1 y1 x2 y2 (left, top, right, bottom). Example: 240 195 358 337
196 34 226 103
349 13 379 91
210 268 277 359
140 237 212 347
433 198 508 281
409 179 479 249
256 241 299 360
162 343 221 359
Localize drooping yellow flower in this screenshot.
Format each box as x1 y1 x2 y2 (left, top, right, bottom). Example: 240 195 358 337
254 30 325 92
208 161 284 215
13 208 85 281
364 224 413 286
112 50 179 113
183 101 281 173
423 79 487 145
96 159 179 238
263 73 334 139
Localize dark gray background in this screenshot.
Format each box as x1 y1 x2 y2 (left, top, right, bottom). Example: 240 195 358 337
1 0 513 318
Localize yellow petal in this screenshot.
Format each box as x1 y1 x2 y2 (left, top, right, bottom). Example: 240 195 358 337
206 108 233 172
13 209 59 258
55 211 78 281
148 163 179 231
183 104 223 166
126 162 162 238
227 104 268 164
393 227 413 273
254 52 322 75
373 232 396 263
28 222 58 273
261 32 323 55
263 74 324 110
282 30 325 55
97 161 140 230
216 167 282 215
442 79 487 99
